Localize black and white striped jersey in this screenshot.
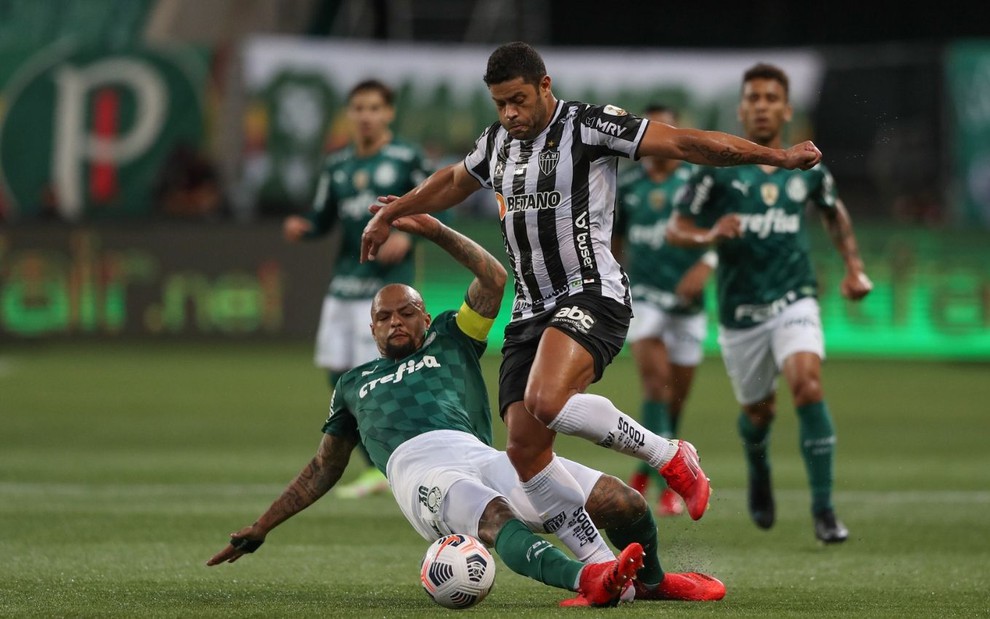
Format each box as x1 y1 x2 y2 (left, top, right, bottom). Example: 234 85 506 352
463 100 649 322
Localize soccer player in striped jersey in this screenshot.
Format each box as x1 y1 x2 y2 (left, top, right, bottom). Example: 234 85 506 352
666 63 873 543
361 42 822 594
613 105 716 518
283 79 431 500
209 210 726 606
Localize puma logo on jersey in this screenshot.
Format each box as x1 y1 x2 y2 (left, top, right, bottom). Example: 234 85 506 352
358 356 440 397
731 179 751 196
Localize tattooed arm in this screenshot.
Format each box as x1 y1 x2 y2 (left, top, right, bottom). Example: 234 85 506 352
639 120 822 170
206 432 357 565
819 198 873 301
374 199 507 320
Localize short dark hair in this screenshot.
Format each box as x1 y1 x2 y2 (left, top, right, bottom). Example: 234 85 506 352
348 79 394 106
483 41 546 87
643 103 678 121
742 63 790 100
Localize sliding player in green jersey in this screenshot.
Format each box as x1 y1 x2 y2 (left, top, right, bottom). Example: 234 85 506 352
209 208 726 606
283 79 432 499
667 63 873 543
614 105 717 518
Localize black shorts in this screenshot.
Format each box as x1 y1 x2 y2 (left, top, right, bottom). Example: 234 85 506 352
498 293 632 416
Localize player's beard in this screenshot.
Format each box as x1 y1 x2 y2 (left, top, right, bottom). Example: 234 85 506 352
383 338 418 360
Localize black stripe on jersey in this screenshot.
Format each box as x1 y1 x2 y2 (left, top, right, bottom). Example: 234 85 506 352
568 128 602 297
510 139 544 318
534 120 568 303
466 122 501 185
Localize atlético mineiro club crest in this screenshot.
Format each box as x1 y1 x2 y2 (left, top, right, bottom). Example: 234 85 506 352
539 149 559 176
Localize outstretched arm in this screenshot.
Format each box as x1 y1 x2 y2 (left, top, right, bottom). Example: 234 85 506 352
640 121 822 170
206 432 357 565
819 199 873 301
361 162 482 263
377 200 507 319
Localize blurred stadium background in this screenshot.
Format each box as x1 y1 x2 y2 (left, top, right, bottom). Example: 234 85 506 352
1 2 988 616
1 0 988 356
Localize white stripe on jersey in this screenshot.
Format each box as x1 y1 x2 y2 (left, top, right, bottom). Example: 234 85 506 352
464 100 648 321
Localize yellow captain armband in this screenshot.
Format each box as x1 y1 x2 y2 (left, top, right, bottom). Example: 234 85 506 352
455 301 495 341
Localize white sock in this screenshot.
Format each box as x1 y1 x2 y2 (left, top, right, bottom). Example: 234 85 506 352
548 393 679 468
520 457 615 564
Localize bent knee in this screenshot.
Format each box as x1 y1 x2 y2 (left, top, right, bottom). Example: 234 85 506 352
522 389 569 425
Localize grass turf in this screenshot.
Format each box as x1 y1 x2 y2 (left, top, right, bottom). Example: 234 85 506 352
1 341 988 617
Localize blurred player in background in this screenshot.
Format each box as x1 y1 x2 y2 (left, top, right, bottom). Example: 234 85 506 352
283 79 431 499
210 210 726 606
667 63 873 543
613 104 716 517
361 42 823 560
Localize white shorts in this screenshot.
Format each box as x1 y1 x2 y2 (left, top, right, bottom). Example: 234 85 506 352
627 300 707 367
718 297 825 405
386 430 604 543
314 296 380 371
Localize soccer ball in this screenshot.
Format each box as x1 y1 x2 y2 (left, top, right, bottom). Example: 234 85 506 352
420 534 496 609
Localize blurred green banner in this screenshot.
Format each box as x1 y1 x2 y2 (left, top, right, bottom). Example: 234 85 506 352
420 221 990 361
3 222 988 360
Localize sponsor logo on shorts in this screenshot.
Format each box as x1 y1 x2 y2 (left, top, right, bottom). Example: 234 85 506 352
553 305 596 333
542 511 567 533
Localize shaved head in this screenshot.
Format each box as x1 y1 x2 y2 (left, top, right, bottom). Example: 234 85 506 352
370 284 431 359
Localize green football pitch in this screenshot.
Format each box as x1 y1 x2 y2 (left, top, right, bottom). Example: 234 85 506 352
2 341 987 617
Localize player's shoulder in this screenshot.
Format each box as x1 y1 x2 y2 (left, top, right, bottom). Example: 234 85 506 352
571 100 638 125
324 145 354 168
804 160 833 179
429 309 460 335
674 161 698 179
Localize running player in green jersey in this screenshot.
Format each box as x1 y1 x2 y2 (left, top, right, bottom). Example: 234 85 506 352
667 63 873 543
283 79 431 499
614 105 717 518
209 210 726 606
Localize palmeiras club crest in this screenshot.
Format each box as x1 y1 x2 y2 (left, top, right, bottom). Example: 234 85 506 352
539 149 560 176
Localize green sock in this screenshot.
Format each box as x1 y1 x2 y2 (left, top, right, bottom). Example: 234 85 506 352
638 401 671 484
796 401 836 515
495 519 583 591
737 412 772 484
669 409 682 437
605 509 663 586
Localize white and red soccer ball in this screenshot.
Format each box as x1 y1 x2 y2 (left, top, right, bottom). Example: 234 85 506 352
420 534 496 609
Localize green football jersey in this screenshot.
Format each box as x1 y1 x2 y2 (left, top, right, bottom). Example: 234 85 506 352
323 310 493 474
616 162 707 315
675 163 839 329
307 138 431 299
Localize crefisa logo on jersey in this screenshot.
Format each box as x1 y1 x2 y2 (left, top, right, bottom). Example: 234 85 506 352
539 149 559 175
